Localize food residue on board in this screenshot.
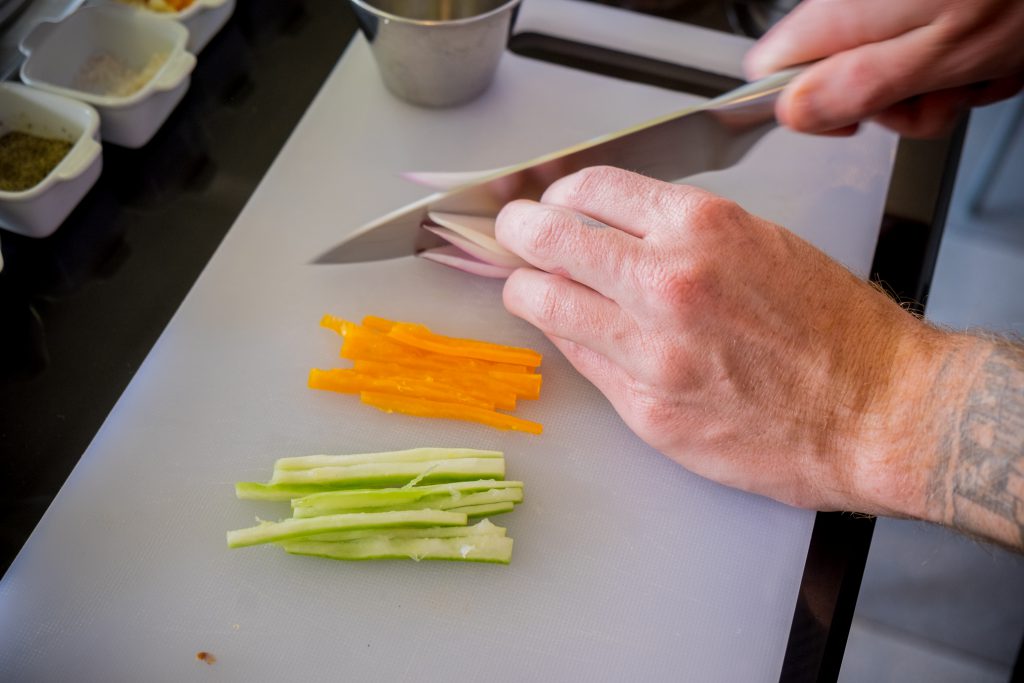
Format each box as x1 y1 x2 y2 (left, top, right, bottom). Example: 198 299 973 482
0 131 73 192
195 651 216 665
74 52 168 98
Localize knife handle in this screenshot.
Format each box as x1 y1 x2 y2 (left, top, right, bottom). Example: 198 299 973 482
702 63 811 126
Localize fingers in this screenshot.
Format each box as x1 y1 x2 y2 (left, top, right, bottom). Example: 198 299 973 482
538 166 703 238
872 88 970 139
774 30 951 133
502 267 642 364
743 0 929 79
868 77 1022 139
497 167 710 303
496 198 647 302
543 334 651 430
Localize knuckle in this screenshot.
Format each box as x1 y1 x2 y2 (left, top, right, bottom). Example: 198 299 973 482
622 381 678 438
521 207 576 259
639 254 714 310
688 191 740 223
550 165 627 208
533 278 568 329
840 58 893 113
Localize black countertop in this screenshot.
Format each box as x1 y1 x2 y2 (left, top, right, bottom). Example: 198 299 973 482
0 0 358 571
0 2 964 681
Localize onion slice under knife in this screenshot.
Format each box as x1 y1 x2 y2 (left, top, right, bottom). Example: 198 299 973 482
420 246 516 279
401 168 507 191
417 211 529 278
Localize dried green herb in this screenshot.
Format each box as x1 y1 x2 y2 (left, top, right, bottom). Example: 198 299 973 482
0 131 74 192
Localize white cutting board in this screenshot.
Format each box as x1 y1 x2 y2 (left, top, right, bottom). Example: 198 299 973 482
0 25 897 683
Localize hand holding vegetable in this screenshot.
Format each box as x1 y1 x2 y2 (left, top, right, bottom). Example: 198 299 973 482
744 0 1024 137
495 166 1024 550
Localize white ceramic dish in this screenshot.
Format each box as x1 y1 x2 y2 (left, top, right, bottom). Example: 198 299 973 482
101 0 235 53
0 82 102 238
19 3 196 148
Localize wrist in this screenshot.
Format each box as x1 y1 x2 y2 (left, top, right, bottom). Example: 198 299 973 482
846 324 982 520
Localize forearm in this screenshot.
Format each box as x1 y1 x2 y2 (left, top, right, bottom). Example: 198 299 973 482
865 331 1024 550
924 336 1024 549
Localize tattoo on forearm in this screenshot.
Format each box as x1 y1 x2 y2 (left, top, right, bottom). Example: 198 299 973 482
933 343 1024 548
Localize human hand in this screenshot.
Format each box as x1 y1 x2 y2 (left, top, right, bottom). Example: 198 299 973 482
744 0 1024 137
495 166 961 517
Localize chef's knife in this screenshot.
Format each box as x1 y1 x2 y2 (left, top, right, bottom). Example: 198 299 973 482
314 66 804 265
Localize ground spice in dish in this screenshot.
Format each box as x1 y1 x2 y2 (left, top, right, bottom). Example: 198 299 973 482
0 131 73 192
74 51 168 98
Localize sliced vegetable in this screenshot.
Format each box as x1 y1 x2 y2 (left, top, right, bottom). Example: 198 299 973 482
269 457 506 487
423 224 528 270
386 322 542 367
338 320 532 375
235 482 347 502
281 534 514 564
400 167 508 190
226 509 468 548
448 502 517 517
309 367 511 410
291 486 523 518
302 518 506 543
361 391 543 435
426 212 528 269
347 360 525 404
420 245 517 279
274 447 503 472
488 370 542 400
291 479 522 513
314 316 542 431
229 449 521 563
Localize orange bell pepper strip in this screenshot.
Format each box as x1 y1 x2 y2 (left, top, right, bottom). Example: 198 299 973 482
386 323 543 368
351 360 522 407
487 371 542 400
360 315 396 333
309 368 501 410
320 314 349 335
340 323 532 375
360 392 543 435
362 315 542 369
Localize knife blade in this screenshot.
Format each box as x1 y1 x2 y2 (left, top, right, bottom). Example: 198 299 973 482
314 66 804 265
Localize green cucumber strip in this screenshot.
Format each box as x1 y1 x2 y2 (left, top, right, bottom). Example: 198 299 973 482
292 487 523 518
226 509 467 548
448 502 516 517
298 519 506 542
235 482 344 502
291 480 523 514
269 458 505 487
274 448 503 472
280 534 514 564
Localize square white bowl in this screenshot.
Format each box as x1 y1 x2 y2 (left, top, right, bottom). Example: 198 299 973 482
20 3 197 148
0 82 103 238
125 0 236 54
93 0 235 53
